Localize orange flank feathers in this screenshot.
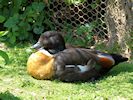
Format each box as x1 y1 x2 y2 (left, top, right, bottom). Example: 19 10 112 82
27 50 55 80
99 58 114 68
98 55 115 68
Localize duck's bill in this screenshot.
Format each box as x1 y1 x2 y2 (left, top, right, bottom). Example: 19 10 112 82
31 42 43 50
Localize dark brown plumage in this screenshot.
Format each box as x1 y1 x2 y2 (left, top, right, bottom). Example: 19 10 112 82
29 31 128 82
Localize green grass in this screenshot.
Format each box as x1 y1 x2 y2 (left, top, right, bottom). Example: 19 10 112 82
0 43 133 100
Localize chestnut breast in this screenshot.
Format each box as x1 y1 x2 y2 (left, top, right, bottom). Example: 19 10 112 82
27 50 55 80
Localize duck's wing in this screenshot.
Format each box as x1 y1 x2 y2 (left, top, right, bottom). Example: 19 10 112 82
59 67 101 82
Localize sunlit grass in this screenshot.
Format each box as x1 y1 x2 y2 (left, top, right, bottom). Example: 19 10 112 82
0 43 133 100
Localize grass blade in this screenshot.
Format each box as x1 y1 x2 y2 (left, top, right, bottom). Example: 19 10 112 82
0 50 9 64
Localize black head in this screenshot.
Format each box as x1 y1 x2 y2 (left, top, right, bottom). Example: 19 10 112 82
110 54 128 65
32 31 66 54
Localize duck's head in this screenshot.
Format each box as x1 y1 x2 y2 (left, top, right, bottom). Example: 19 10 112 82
32 31 66 54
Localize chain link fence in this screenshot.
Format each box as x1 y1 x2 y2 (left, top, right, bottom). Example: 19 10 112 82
43 0 132 46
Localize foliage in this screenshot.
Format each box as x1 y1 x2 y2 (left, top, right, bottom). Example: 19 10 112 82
0 0 103 46
0 0 54 44
64 21 99 47
0 31 9 64
0 91 20 100
64 0 100 8
0 31 8 37
0 50 9 65
95 41 122 54
64 0 86 5
0 15 6 23
0 44 133 99
0 0 104 48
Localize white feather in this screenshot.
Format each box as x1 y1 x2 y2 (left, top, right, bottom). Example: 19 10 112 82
39 49 53 57
66 65 91 73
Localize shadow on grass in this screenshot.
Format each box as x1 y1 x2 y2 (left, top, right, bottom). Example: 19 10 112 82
0 65 26 77
108 62 133 76
105 62 133 84
0 91 20 100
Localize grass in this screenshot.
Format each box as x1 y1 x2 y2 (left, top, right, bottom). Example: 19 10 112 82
0 43 133 100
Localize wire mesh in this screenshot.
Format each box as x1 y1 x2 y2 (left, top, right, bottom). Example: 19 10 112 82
44 0 109 45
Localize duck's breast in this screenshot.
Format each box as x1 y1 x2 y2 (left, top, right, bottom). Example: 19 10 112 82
27 51 55 80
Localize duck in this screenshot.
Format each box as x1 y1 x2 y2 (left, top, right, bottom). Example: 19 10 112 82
27 47 128 82
28 31 128 82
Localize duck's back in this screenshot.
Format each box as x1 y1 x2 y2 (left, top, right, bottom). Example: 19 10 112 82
54 48 98 65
